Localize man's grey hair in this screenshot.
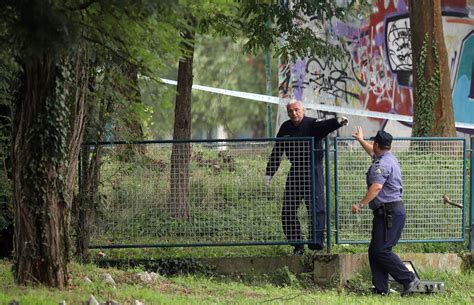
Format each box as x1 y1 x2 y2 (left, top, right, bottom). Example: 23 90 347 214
287 99 303 108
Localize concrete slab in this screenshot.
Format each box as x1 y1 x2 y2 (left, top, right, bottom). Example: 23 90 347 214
201 256 310 275
312 252 464 285
200 252 470 286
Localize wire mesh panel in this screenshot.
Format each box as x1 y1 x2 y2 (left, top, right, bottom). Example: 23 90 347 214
336 138 465 243
82 138 315 247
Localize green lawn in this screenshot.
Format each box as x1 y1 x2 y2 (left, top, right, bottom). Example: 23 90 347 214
1 259 473 305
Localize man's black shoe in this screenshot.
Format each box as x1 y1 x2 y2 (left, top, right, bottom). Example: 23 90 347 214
401 278 421 297
308 243 323 251
293 247 305 256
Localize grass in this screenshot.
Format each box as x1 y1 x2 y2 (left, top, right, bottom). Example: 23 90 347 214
0 259 473 304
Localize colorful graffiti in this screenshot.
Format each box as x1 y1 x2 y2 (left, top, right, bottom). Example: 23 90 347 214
452 31 474 123
279 0 474 134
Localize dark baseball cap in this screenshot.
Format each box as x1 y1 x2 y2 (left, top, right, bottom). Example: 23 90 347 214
370 130 393 148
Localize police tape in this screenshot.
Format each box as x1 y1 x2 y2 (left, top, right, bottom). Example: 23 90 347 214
160 78 474 130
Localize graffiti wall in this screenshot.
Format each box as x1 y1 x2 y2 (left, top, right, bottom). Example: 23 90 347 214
278 0 474 136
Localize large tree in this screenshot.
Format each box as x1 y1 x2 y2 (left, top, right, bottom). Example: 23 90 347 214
9 2 88 287
409 0 456 137
1 0 180 287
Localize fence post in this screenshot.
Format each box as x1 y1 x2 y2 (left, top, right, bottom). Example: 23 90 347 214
325 137 331 253
311 138 317 250
470 137 474 251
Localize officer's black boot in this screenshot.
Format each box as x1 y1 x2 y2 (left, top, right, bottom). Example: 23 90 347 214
401 278 421 297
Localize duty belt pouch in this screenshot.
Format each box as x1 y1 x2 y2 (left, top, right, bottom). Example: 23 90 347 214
381 205 388 242
385 208 393 229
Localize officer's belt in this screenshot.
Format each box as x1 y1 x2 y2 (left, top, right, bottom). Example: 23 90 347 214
373 201 403 216
373 201 403 243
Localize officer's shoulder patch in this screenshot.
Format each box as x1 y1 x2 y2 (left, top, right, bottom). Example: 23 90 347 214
375 167 383 174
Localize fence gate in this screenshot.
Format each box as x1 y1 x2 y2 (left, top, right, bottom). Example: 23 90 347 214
335 138 465 244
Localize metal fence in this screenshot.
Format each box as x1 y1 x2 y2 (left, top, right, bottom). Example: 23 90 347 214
81 138 317 248
335 138 465 244
80 137 471 250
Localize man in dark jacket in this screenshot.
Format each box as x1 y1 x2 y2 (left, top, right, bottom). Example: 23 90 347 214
264 100 348 255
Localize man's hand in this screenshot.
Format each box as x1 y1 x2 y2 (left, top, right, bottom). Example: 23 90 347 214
263 175 272 187
352 203 361 214
352 126 364 142
337 116 349 126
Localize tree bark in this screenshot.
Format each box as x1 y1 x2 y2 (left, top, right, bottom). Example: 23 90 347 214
74 144 100 262
409 0 456 137
73 61 109 262
12 54 69 288
67 50 90 203
0 100 13 258
170 17 196 220
115 62 146 160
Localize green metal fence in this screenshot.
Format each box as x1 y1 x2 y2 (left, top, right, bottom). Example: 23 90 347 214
335 137 466 244
80 138 318 248
80 137 473 251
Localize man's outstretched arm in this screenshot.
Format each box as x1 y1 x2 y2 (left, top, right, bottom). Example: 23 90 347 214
312 116 349 140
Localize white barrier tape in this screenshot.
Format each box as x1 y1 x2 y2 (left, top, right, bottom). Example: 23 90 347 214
160 78 474 130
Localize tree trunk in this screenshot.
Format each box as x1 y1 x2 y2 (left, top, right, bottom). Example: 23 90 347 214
73 63 108 262
115 62 146 160
66 50 95 263
12 54 69 288
170 17 195 220
74 144 100 262
66 50 90 204
0 101 13 258
409 0 456 137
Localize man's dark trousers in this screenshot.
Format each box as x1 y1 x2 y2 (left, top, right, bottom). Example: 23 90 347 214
282 163 325 249
368 204 414 293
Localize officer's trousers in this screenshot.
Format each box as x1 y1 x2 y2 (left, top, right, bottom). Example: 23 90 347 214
369 204 415 293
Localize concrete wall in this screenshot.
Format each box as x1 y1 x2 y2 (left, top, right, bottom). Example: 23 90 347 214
201 252 472 286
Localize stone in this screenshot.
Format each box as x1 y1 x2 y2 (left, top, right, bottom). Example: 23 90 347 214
100 273 116 286
88 295 100 305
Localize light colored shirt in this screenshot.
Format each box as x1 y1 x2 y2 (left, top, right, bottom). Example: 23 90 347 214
367 151 403 205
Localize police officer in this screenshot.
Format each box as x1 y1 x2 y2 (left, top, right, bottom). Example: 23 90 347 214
264 100 348 255
352 126 420 296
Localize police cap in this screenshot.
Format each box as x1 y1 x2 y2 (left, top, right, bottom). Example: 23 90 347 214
370 130 393 148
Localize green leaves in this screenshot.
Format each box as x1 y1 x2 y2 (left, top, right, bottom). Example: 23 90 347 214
234 0 367 62
412 32 441 137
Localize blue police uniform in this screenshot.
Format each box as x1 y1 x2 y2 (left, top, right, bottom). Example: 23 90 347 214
266 116 344 252
367 150 416 294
